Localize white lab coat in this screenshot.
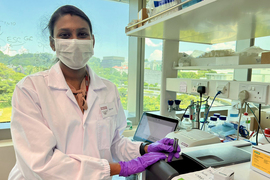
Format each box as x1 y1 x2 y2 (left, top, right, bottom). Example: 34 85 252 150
8 62 141 180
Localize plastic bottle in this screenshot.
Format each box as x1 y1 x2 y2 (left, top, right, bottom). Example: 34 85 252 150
241 112 251 131
200 119 208 131
259 128 270 144
217 115 226 126
228 105 239 123
181 114 192 130
208 116 217 132
214 113 221 124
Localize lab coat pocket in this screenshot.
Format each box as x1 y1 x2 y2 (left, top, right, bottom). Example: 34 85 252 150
97 117 114 150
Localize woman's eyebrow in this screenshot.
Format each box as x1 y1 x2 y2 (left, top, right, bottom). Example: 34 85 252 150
77 28 89 31
58 28 71 32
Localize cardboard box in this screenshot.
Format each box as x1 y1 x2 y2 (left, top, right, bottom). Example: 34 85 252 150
251 109 270 131
138 8 148 27
261 52 270 64
250 144 270 178
216 56 260 65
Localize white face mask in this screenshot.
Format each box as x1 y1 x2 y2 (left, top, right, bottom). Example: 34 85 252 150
54 38 94 70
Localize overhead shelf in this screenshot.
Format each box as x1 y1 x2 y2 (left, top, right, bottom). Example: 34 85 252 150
126 0 270 44
173 64 270 70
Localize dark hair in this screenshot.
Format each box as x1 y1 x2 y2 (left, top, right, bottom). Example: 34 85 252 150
47 5 93 37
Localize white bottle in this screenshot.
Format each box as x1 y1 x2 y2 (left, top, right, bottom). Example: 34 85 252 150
214 113 221 124
241 112 250 131
217 115 226 126
208 116 217 132
181 114 192 130
259 128 270 145
200 119 208 131
228 105 239 123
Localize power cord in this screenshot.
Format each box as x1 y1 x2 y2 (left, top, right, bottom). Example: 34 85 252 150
236 90 249 140
256 104 261 145
246 102 270 144
200 91 222 130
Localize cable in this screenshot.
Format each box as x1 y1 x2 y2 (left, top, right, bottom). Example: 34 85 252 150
246 102 270 144
197 94 202 129
256 104 261 145
180 105 191 122
236 90 249 140
200 91 222 130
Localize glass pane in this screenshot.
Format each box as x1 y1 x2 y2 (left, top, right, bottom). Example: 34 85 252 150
144 38 162 111
0 0 129 123
178 41 235 107
252 36 270 82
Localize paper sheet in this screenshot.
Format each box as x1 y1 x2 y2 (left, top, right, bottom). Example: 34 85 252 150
172 167 216 180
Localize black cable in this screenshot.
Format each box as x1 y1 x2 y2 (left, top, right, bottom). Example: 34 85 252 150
180 105 191 122
256 104 261 145
246 102 270 144
197 94 202 129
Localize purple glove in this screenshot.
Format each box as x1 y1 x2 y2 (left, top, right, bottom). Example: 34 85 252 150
147 138 181 162
119 152 167 177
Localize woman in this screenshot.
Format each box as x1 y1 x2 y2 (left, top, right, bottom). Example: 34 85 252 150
8 5 180 179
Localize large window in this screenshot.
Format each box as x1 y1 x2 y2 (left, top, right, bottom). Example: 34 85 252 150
0 1 129 124
144 38 162 111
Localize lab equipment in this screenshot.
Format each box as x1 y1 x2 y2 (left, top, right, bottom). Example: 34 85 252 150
147 138 180 162
168 100 174 112
200 119 208 131
228 104 239 123
241 112 250 131
119 152 167 177
259 128 270 144
213 113 221 118
181 0 203 9
208 116 217 132
251 144 270 178
213 168 234 180
132 112 178 142
217 115 227 126
189 100 195 121
211 122 237 138
181 114 192 130
165 129 220 149
146 140 252 180
126 120 132 130
167 99 182 112
173 138 179 152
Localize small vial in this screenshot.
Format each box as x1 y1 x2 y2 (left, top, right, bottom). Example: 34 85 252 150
181 114 192 130
208 116 217 132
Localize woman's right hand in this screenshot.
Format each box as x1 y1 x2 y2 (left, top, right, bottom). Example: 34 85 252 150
119 152 167 177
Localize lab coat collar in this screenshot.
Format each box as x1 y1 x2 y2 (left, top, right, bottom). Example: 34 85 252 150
85 64 107 91
48 61 106 91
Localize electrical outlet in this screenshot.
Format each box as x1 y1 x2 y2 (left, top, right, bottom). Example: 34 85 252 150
191 80 208 95
239 84 268 104
216 82 230 98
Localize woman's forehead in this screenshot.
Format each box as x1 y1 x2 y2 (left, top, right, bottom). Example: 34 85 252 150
54 14 90 31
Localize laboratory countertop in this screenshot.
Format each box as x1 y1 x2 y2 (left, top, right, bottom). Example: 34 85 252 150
174 141 270 180
225 162 269 180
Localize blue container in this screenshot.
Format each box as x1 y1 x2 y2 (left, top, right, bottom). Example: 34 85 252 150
182 0 203 9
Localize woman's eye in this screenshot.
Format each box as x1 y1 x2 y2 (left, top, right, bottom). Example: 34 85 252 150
78 32 89 38
58 33 70 38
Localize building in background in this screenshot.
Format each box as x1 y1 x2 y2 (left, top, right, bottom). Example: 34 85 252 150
101 56 125 68
112 65 128 74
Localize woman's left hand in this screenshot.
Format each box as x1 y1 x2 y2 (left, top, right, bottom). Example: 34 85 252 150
147 138 180 162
